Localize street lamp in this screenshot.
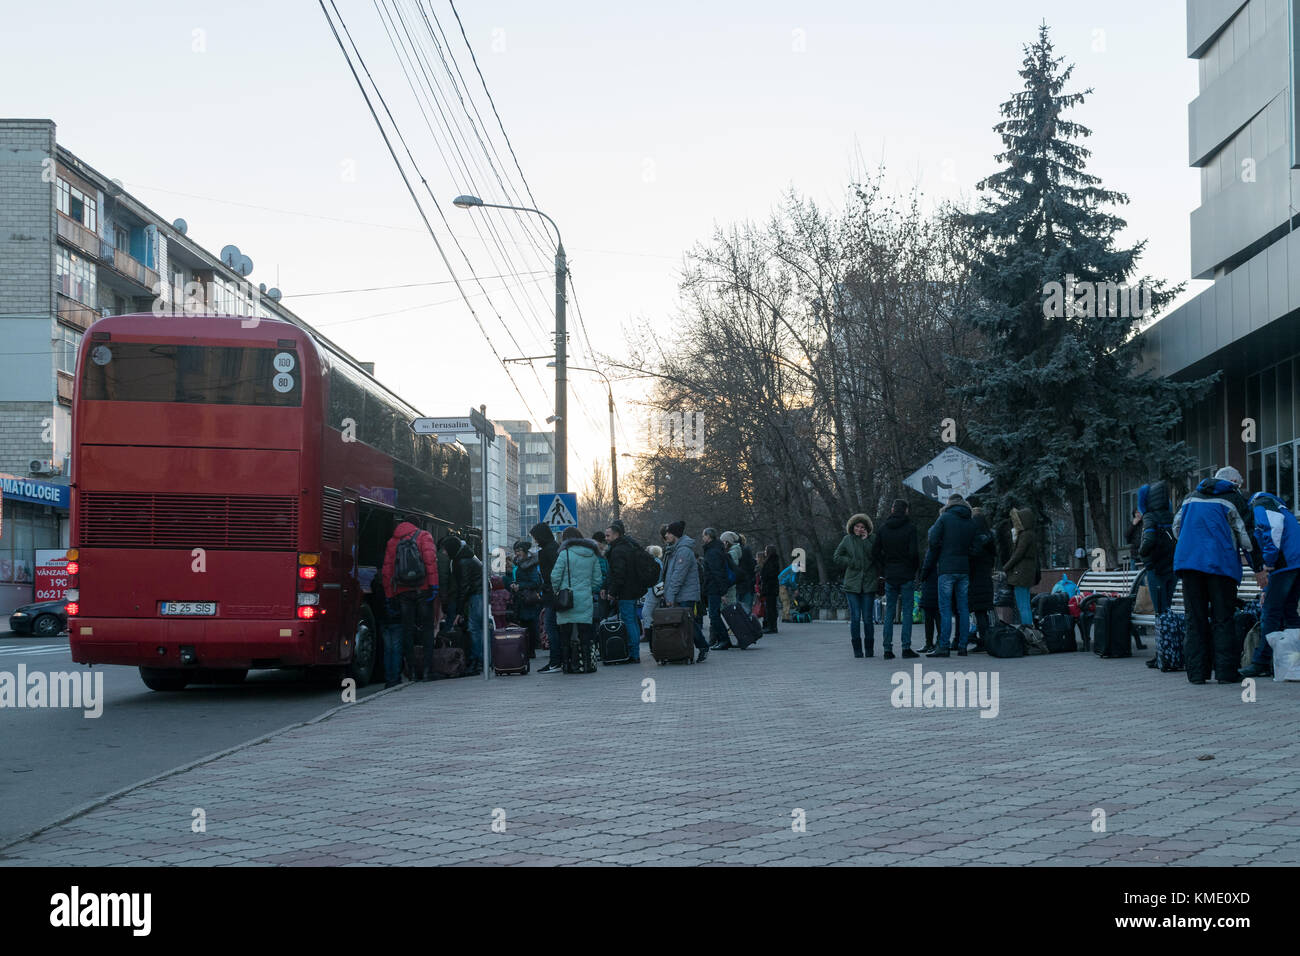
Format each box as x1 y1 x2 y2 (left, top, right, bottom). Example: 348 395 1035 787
453 194 568 493
549 361 619 520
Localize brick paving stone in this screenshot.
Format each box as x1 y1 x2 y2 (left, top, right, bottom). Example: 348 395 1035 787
1 622 1297 866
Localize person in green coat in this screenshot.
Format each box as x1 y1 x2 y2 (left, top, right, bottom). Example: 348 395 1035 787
550 526 606 673
834 513 879 658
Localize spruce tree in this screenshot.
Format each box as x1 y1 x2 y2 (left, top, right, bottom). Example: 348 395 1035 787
955 23 1212 565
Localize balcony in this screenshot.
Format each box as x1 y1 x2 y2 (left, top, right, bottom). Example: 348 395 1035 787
56 212 99 257
109 246 159 292
56 293 100 332
57 370 74 406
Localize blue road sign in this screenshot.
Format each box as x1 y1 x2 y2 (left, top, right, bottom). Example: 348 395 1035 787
538 492 579 533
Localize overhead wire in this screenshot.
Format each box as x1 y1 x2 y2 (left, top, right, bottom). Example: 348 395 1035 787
317 0 555 453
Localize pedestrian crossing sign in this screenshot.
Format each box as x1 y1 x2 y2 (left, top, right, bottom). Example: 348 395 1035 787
538 492 579 532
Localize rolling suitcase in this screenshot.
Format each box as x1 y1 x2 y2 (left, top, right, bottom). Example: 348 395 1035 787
1092 597 1133 658
597 615 631 664
491 625 530 675
1041 613 1076 653
986 621 1026 658
721 601 762 649
651 606 695 664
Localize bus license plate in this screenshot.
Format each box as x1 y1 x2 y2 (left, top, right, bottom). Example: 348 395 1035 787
161 602 217 616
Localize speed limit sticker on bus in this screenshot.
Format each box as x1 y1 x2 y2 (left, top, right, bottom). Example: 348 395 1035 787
273 351 296 372
272 373 294 393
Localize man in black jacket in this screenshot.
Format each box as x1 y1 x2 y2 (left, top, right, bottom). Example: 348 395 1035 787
441 536 485 674
926 495 977 658
530 522 564 674
872 499 920 660
701 529 733 649
604 520 644 663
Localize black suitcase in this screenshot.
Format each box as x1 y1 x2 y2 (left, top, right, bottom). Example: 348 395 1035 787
597 616 631 664
1041 613 1076 653
1077 612 1095 652
721 602 762 649
986 621 1026 658
651 606 695 664
1092 597 1134 658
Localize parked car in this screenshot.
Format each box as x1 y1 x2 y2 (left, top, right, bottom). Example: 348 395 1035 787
8 599 69 637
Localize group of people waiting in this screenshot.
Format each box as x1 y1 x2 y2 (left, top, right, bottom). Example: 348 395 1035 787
1131 466 1295 683
831 496 1040 661
515 520 792 670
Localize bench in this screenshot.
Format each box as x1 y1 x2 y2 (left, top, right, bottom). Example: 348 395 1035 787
1076 568 1262 634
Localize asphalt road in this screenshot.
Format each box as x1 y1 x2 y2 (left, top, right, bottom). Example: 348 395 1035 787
0 630 388 846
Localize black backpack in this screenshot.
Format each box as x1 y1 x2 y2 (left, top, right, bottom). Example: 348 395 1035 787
395 532 426 585
633 545 661 593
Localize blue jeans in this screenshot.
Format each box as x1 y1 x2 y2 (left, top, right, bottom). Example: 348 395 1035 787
618 599 642 660
883 580 915 651
846 591 873 645
383 621 404 684
939 574 970 652
1256 567 1300 666
707 594 728 644
1014 586 1032 627
738 590 755 614
1147 571 1177 615
466 595 485 664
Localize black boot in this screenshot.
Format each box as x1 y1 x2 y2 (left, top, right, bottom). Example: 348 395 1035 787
864 638 874 658
851 636 864 658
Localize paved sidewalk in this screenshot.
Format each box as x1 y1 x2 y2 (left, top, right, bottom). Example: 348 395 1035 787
3 622 1298 866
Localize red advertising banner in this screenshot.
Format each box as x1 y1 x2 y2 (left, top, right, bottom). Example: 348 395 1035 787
34 549 69 602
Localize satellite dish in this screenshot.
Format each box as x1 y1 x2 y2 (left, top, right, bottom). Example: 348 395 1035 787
267 288 282 302
236 254 254 277
220 244 241 269
173 218 188 235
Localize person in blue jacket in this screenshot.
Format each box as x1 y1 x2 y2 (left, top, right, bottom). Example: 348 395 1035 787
1241 492 1300 678
1173 471 1264 684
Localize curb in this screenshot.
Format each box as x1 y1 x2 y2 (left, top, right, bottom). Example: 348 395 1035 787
0 678 411 856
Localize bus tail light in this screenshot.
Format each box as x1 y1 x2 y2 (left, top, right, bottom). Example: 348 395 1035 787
297 606 317 620
66 602 80 617
66 561 80 576
297 593 319 606
65 589 80 601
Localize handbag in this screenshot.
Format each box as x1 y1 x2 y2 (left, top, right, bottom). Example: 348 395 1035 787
555 555 575 611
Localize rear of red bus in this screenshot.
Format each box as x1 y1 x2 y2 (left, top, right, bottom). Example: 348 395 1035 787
68 313 334 689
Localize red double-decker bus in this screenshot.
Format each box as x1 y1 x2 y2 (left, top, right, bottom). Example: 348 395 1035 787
67 312 473 691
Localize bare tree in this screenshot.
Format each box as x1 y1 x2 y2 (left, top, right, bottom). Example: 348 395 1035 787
611 173 982 580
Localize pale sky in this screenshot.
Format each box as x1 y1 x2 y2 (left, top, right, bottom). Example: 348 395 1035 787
2 0 1202 491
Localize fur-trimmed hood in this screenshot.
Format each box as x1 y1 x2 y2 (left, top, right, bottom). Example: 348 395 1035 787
559 537 601 555
845 513 874 536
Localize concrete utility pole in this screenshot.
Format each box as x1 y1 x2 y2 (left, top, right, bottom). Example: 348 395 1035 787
453 195 568 492
554 241 567 493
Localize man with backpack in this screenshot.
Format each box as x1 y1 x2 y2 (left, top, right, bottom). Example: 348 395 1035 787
605 520 656 665
701 527 737 650
381 517 439 681
1138 481 1178 615
1172 471 1262 684
441 535 485 677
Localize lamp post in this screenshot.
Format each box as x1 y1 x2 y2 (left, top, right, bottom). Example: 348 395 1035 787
550 362 618 521
453 194 568 493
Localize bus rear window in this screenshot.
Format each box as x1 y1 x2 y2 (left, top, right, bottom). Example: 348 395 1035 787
81 343 302 406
